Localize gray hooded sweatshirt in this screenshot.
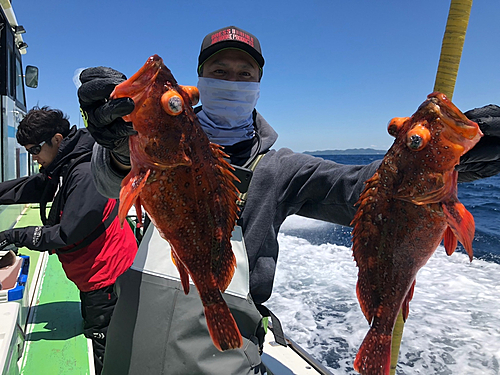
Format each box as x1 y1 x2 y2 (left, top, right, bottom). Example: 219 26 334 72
91 111 380 305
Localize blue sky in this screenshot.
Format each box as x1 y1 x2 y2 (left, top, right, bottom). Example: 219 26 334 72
15 0 500 152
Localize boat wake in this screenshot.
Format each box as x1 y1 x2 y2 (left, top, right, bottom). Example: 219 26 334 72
268 215 500 374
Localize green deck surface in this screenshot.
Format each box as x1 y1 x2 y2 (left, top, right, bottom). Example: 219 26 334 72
13 205 91 375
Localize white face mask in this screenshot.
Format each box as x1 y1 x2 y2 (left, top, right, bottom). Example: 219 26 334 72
196 77 260 146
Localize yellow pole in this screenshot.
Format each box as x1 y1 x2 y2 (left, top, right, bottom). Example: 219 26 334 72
390 312 405 374
389 1 472 374
433 0 473 99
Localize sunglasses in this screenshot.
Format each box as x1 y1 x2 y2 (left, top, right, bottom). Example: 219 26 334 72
26 140 47 155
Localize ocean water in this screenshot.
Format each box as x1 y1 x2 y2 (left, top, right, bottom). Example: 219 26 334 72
266 154 500 374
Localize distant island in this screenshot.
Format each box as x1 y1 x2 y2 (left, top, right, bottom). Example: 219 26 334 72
303 148 387 156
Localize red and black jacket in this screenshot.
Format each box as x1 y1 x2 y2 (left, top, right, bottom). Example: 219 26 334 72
0 127 137 291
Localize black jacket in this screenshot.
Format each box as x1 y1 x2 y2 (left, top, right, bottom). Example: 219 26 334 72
0 126 112 252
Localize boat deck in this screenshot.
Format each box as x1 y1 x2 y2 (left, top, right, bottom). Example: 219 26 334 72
14 205 93 375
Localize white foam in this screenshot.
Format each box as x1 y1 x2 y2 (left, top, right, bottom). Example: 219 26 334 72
280 215 334 231
268 216 500 374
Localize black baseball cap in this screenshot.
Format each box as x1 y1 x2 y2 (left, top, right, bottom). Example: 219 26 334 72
197 26 265 75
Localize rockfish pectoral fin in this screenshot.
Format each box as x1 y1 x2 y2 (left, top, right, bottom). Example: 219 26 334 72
443 227 458 256
442 201 475 261
206 143 241 292
352 225 381 324
134 197 144 227
118 169 151 227
129 133 192 169
396 173 449 205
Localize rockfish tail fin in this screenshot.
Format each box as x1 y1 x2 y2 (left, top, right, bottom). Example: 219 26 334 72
442 201 475 261
118 170 150 227
203 290 243 351
354 327 392 375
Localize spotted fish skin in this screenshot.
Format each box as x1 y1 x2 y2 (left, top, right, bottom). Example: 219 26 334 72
111 55 242 351
351 92 482 374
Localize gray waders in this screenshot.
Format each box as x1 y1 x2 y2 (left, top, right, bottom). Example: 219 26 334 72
102 224 267 375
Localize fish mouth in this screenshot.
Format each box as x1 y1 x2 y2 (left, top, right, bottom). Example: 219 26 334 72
427 93 482 137
110 55 167 123
424 93 483 153
126 55 163 96
111 55 164 105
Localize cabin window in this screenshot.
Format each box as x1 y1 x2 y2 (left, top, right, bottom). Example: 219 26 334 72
15 56 25 106
7 50 13 97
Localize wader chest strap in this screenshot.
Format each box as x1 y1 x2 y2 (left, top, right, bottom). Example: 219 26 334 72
236 153 266 209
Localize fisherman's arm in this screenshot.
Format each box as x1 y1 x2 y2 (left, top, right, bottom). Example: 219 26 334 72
0 174 47 204
457 104 500 182
78 66 135 190
91 143 127 198
271 150 380 227
0 165 110 252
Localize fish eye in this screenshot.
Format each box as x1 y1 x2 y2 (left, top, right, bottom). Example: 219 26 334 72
408 134 423 150
406 124 430 151
161 91 184 116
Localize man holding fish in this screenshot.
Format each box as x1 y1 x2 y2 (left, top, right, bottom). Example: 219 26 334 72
78 26 500 375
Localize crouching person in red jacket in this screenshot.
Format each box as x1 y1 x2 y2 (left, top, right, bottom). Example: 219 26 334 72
0 106 138 375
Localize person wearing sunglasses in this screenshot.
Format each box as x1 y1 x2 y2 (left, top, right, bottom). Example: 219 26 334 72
24 138 57 168
0 106 138 375
26 139 46 155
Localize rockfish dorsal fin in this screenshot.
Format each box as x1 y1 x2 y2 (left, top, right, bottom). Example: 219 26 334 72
351 172 382 323
208 143 241 292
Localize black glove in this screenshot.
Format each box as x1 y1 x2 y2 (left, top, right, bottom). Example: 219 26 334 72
0 230 13 251
78 67 136 165
457 104 500 182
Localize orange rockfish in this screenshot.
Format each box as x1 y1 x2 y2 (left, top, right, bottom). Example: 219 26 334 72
351 92 483 374
111 55 242 351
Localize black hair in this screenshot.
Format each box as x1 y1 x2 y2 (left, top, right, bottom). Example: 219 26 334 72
17 106 71 146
